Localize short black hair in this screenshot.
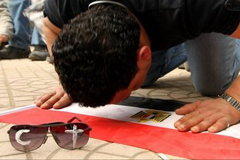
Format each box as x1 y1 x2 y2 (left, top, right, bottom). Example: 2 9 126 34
52 4 140 107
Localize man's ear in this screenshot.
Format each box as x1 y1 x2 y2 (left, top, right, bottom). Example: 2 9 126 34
137 46 151 62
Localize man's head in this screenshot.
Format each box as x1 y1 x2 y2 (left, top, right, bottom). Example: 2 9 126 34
52 4 151 107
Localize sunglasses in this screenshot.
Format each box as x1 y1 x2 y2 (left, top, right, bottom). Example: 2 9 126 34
7 117 92 152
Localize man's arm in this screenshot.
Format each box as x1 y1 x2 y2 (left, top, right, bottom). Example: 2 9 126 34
35 17 72 109
42 17 60 57
174 21 240 133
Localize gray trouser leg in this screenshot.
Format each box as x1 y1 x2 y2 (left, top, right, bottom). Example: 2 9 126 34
185 33 240 96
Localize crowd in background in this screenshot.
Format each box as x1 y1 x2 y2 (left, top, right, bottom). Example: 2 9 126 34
0 0 49 61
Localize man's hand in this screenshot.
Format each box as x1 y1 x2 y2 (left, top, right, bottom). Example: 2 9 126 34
35 86 72 109
174 98 240 133
0 35 9 46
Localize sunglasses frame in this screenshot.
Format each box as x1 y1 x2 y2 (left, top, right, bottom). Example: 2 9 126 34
8 117 92 152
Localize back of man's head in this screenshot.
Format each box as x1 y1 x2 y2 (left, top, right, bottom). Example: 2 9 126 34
52 4 140 107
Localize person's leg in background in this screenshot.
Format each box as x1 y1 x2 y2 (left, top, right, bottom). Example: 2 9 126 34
28 25 49 61
185 33 240 96
0 0 31 59
142 43 187 87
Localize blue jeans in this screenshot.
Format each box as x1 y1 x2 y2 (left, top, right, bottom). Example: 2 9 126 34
143 33 240 96
142 43 187 87
6 0 45 49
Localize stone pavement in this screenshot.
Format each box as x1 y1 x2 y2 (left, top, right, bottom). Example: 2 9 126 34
0 59 210 159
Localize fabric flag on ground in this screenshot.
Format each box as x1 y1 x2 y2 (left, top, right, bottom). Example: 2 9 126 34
0 97 240 159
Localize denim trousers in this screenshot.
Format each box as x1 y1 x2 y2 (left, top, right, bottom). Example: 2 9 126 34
6 0 45 49
143 33 240 96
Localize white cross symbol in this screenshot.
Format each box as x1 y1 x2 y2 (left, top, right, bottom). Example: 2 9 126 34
65 125 84 149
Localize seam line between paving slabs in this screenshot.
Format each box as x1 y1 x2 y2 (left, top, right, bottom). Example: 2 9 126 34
0 61 16 108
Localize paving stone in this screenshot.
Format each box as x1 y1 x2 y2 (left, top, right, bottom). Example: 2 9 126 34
149 95 172 100
0 141 24 158
83 138 109 151
0 93 8 98
14 96 34 101
0 124 11 142
15 101 35 107
169 91 191 99
97 143 146 157
0 98 10 105
0 154 27 160
0 107 11 112
42 149 90 160
12 91 42 97
85 152 130 159
133 151 161 159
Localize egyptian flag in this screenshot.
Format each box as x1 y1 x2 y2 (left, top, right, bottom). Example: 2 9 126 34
1 97 240 159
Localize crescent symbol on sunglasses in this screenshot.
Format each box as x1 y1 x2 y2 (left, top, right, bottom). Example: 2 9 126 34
15 129 31 146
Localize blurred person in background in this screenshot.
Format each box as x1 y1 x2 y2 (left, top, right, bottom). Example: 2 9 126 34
0 0 13 49
0 0 48 60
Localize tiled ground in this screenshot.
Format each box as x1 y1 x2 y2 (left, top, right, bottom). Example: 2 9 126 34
0 59 210 159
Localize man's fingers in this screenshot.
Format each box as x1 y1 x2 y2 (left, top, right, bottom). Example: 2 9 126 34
175 101 201 115
35 90 56 107
174 109 214 131
53 94 72 109
38 91 64 109
34 86 72 109
176 112 231 133
208 117 230 133
174 113 202 131
190 114 223 133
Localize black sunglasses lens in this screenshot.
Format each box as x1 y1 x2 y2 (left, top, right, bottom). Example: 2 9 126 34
51 123 90 150
8 126 47 152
